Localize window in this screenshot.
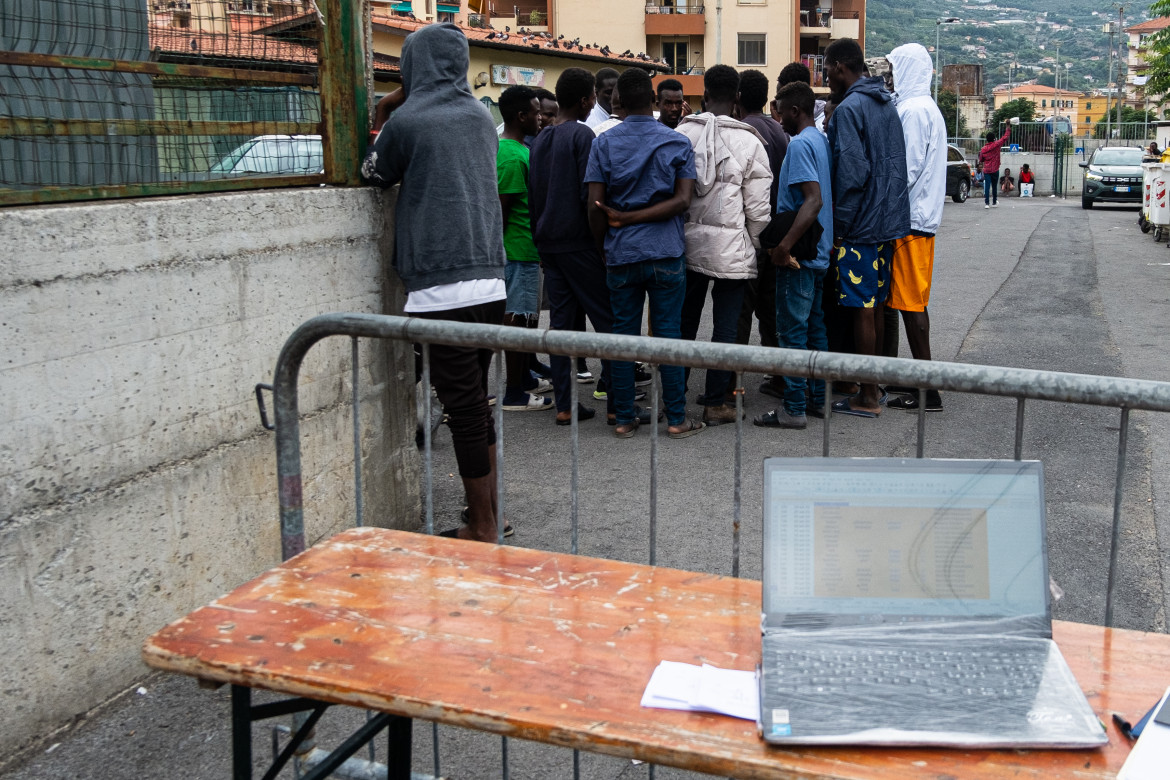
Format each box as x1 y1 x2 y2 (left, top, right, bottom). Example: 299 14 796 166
1086 101 1092 109
437 10 455 21
947 146 965 162
662 40 689 74
1041 99 1047 108
738 33 766 66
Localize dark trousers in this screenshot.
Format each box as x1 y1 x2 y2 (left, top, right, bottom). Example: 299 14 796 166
415 299 505 479
823 256 854 356
736 250 779 348
681 269 747 406
543 249 615 415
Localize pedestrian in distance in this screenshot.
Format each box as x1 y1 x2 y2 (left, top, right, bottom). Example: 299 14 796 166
882 42 948 413
361 22 507 542
586 67 705 439
1001 167 1016 196
822 37 911 419
753 81 833 430
1019 163 1035 197
977 119 1018 208
496 85 555 412
676 65 773 427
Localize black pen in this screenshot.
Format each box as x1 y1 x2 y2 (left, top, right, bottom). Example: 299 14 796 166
1113 712 1136 741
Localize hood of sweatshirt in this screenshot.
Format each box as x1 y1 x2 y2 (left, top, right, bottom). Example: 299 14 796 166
845 75 894 106
887 43 933 103
678 112 764 195
400 22 473 100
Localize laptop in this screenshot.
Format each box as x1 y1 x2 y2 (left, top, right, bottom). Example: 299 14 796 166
758 457 1107 748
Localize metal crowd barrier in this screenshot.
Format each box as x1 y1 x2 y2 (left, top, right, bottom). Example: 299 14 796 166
263 312 1170 779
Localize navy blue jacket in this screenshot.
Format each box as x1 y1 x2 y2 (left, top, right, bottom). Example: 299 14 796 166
827 76 911 244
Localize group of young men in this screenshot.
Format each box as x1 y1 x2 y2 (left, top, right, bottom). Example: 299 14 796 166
362 23 950 540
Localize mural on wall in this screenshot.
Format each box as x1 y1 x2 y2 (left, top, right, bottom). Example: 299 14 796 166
492 65 545 87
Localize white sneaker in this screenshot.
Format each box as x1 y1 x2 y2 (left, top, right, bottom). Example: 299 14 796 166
984 204 990 209
992 202 999 207
576 370 594 384
528 378 554 394
502 392 554 411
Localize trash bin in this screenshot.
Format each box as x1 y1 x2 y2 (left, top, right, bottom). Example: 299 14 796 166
1146 163 1170 228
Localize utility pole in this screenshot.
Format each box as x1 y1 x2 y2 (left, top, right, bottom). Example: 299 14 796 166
1105 21 1115 140
934 17 959 103
1116 5 1126 134
1054 42 1061 121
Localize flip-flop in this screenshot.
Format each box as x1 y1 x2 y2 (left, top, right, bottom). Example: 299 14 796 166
831 398 880 418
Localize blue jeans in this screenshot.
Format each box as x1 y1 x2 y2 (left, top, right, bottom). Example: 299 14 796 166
607 256 687 425
681 270 747 406
775 265 827 416
983 171 1000 205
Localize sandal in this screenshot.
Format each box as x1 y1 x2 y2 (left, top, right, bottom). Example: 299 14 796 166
555 404 597 426
667 419 706 439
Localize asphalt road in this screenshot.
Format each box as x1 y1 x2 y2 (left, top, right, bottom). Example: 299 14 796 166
6 196 1170 779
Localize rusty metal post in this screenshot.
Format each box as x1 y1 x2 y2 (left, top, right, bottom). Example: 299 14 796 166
318 0 370 185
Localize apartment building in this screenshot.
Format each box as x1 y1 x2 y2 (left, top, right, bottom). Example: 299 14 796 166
454 0 865 102
1125 16 1170 118
992 83 1084 136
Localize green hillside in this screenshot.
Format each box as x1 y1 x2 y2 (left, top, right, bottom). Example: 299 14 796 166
865 0 1151 95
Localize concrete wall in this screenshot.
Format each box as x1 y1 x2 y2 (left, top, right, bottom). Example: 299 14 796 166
0 187 419 755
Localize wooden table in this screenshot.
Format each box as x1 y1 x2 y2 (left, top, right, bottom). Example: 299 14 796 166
144 527 1164 779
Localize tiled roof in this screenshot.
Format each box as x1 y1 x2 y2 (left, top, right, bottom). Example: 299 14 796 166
1127 17 1170 34
149 23 398 74
370 15 670 71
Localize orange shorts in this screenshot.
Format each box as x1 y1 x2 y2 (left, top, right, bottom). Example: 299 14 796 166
888 234 935 312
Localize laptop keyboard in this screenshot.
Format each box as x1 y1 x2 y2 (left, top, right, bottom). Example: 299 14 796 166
766 637 1050 700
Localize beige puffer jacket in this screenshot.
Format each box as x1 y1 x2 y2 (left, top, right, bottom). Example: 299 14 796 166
676 113 773 279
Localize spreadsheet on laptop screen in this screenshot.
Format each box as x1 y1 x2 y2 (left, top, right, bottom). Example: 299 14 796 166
763 460 1047 621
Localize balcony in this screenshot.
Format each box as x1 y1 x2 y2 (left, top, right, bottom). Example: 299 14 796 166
799 7 832 35
645 3 705 36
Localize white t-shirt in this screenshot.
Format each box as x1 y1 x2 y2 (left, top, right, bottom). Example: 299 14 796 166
585 102 611 129
404 278 506 313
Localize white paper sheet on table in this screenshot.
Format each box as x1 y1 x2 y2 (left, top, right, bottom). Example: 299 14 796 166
640 660 760 721
1119 687 1170 780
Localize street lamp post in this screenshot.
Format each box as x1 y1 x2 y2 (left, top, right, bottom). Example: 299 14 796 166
934 17 960 103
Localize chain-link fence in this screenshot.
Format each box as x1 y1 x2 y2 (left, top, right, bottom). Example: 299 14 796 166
1 0 371 206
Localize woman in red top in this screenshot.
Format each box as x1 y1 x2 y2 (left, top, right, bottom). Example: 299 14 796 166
977 123 1014 208
1018 163 1035 197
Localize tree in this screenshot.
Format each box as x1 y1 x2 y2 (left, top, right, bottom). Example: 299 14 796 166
1094 106 1157 139
935 89 969 138
1143 2 1170 103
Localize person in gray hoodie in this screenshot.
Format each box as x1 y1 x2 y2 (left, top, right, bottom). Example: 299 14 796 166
823 37 910 418
362 23 507 542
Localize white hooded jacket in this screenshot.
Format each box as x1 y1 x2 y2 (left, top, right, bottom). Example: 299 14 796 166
676 113 773 279
887 43 948 235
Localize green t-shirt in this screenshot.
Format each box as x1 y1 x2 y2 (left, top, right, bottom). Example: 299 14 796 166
496 138 540 263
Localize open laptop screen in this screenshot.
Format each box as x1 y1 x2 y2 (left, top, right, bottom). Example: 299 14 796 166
763 458 1048 627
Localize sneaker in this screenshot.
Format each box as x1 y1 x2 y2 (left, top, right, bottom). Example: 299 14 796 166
886 389 944 412
576 370 595 384
501 391 554 411
607 405 661 426
984 204 990 209
593 387 645 402
524 377 553 395
992 202 999 208
634 367 653 387
702 404 742 426
752 409 807 429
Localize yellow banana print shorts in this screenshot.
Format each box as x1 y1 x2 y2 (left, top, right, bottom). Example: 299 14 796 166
834 241 892 309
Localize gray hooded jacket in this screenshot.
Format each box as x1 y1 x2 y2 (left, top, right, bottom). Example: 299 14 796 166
362 23 505 293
